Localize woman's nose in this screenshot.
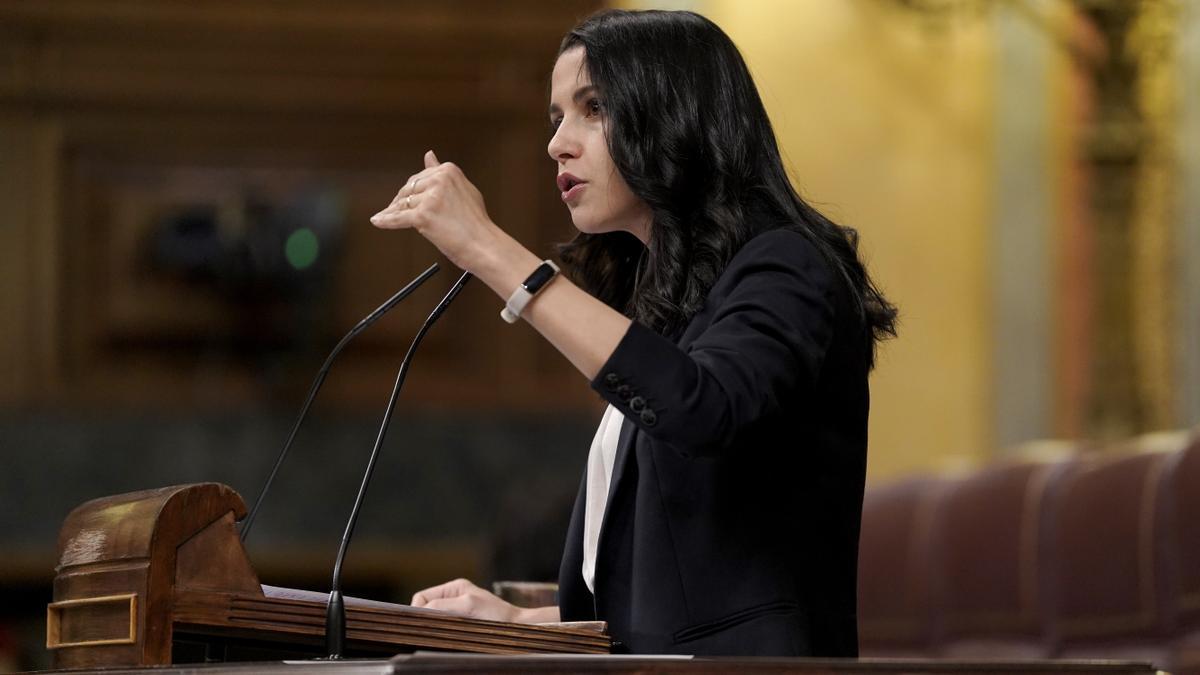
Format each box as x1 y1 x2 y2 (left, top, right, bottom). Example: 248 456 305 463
547 122 579 162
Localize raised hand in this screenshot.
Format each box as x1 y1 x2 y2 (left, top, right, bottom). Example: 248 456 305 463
370 150 500 273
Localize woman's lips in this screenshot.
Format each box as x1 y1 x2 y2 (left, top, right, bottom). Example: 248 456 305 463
562 182 586 203
556 171 585 200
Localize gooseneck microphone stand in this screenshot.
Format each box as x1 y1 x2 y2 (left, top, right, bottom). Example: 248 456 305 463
325 271 473 659
239 263 441 543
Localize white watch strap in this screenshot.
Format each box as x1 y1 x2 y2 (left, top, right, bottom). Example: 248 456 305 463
500 260 560 324
501 286 534 323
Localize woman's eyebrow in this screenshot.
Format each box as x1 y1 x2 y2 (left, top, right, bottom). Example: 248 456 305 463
548 85 599 116
572 85 598 103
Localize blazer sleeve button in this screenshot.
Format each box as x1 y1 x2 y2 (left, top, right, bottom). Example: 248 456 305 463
604 373 620 390
640 410 657 426
629 396 646 412
616 384 633 401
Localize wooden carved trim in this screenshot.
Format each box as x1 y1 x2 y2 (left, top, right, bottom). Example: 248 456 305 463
46 592 138 649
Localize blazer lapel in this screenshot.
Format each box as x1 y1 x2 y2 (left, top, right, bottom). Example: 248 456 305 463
603 414 638 512
594 413 638 575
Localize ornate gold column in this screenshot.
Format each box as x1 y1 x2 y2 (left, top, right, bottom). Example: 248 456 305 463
1128 0 1178 432
1076 0 1179 438
884 0 1185 441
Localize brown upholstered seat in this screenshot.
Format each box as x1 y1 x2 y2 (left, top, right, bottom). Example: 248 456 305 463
931 459 1075 659
856 430 1200 669
1167 433 1200 630
857 477 948 656
1051 449 1173 665
1161 432 1200 673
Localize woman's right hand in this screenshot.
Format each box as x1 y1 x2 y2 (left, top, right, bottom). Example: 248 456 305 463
370 151 500 275
410 578 526 623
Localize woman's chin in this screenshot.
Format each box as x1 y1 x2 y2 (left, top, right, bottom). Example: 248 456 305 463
569 212 647 241
569 214 606 235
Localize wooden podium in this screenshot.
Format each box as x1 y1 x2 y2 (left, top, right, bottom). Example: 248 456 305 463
45 483 609 669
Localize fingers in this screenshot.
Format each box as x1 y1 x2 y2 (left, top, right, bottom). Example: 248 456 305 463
385 150 447 207
402 150 444 196
371 187 433 228
371 150 467 232
423 595 475 615
409 578 518 622
410 578 476 607
370 203 410 228
392 168 432 203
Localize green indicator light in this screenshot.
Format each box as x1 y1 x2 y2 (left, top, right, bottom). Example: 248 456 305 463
285 228 319 270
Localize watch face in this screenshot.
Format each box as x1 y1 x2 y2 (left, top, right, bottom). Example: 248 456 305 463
524 262 558 293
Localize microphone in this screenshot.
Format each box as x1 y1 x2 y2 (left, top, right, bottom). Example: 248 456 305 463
239 263 441 543
325 271 473 659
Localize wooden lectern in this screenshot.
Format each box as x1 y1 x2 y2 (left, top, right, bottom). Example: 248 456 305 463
46 483 609 669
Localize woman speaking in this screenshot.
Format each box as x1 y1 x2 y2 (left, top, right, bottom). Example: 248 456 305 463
370 8 896 657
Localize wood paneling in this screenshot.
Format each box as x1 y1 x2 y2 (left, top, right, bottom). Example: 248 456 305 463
0 0 604 412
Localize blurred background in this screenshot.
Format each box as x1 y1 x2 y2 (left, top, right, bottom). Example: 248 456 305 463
1 0 1198 670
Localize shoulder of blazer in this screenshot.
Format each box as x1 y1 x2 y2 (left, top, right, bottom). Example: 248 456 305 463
684 227 838 335
716 228 834 293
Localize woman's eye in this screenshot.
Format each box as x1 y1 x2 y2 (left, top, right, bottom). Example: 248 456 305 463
549 116 563 132
586 98 603 116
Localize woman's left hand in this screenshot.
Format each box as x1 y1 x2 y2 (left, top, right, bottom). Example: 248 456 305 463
410 578 527 623
370 150 498 272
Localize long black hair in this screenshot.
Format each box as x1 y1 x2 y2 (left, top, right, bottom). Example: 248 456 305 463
556 9 897 367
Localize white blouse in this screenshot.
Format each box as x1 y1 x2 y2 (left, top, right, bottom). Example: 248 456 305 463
581 404 625 594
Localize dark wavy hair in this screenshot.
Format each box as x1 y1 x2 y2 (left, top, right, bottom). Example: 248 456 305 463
555 9 897 367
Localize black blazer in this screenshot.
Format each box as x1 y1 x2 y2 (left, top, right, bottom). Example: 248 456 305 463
557 228 870 656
